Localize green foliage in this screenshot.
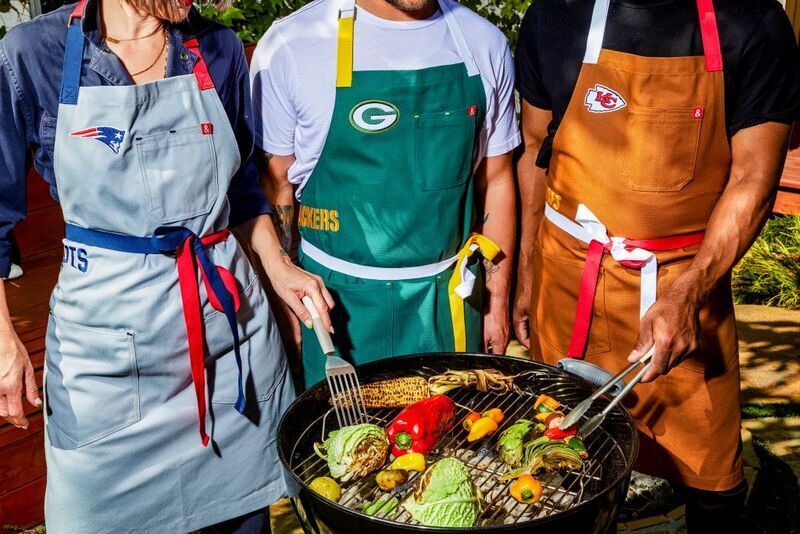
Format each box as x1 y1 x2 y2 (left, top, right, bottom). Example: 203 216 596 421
0 0 29 41
200 0 306 43
461 0 530 48
742 403 800 420
733 215 800 309
202 0 531 46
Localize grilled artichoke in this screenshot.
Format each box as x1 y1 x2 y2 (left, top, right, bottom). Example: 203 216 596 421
500 436 584 480
496 419 536 467
314 424 389 482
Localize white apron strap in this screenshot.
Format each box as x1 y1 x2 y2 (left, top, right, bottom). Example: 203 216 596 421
438 0 480 77
301 238 458 280
583 0 611 64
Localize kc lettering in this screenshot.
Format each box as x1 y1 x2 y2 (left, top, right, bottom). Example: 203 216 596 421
63 245 88 272
584 84 627 113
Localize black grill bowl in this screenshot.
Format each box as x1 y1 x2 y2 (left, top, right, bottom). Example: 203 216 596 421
278 353 638 534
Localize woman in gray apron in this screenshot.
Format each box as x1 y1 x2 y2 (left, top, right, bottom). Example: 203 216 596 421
0 0 333 531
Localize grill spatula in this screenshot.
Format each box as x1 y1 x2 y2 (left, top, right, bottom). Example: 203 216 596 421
559 346 654 436
302 296 368 427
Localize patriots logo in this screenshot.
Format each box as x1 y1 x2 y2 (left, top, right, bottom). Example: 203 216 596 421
70 126 126 154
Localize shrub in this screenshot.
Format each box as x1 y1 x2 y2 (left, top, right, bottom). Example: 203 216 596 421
733 215 800 309
202 0 532 46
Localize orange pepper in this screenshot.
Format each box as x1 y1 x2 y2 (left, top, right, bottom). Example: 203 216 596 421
462 412 481 431
467 416 498 442
509 474 543 504
482 408 505 424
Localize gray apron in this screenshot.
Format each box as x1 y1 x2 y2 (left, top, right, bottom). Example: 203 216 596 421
43 3 296 532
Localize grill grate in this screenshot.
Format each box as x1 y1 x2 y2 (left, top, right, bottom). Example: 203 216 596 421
289 369 627 527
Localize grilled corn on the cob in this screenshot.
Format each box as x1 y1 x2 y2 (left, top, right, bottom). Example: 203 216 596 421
331 377 429 408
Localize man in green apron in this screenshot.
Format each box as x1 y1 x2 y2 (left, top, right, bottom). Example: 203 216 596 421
250 0 520 387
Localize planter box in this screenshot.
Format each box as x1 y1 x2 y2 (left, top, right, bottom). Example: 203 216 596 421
775 125 800 215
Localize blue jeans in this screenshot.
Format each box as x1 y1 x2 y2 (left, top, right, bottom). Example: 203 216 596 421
204 509 269 534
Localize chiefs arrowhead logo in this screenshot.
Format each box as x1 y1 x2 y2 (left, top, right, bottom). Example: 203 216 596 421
584 84 627 113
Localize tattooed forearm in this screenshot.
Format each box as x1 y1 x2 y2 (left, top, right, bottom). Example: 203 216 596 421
263 151 275 161
483 258 500 280
271 204 295 254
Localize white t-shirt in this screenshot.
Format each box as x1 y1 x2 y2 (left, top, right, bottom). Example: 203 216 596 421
250 0 521 199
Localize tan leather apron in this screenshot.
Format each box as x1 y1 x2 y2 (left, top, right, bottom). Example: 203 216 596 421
529 0 743 491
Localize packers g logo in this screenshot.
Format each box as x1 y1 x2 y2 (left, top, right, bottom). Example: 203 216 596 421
349 100 399 133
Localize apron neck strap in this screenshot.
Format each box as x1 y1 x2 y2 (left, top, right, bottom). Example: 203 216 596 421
59 1 215 105
336 0 356 88
59 0 88 105
184 38 216 90
335 0 479 89
583 0 723 73
696 0 723 72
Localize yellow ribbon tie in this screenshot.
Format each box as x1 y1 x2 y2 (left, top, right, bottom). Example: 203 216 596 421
448 233 501 352
336 12 354 88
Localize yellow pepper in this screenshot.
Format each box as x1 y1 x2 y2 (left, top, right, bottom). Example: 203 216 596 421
390 452 426 472
466 416 499 442
509 474 543 504
482 408 505 424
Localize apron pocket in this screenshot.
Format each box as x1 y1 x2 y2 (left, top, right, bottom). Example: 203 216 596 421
205 273 288 404
532 250 611 357
45 315 139 449
622 106 702 192
413 107 476 191
136 126 219 223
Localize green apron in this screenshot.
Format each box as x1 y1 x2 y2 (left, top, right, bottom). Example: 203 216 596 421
299 0 494 387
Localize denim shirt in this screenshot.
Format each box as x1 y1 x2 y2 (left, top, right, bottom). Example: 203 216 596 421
0 2 269 277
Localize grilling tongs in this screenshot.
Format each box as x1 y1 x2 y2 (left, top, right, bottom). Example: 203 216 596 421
302 296 368 427
559 346 655 437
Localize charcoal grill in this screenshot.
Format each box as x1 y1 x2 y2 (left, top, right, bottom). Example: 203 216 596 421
278 353 638 533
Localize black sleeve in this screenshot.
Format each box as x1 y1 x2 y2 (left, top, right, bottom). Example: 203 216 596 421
728 3 800 136
515 4 553 110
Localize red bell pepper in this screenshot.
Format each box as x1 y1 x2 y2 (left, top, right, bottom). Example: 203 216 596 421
385 395 455 457
544 425 578 440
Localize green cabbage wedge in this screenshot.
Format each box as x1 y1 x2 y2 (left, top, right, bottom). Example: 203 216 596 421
402 458 482 527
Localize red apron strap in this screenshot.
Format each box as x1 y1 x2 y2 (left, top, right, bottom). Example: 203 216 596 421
183 37 215 90
175 237 210 446
567 239 605 358
567 231 706 359
68 0 87 25
174 229 231 447
696 0 723 72
625 231 705 252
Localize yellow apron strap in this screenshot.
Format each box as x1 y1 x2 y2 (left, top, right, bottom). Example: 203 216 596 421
336 9 355 88
447 233 501 352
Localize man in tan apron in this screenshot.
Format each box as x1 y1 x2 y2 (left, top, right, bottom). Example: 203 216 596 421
513 0 799 530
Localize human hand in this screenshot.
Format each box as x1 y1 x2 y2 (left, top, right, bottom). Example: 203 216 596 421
484 297 510 355
266 254 335 334
0 328 40 429
627 288 701 382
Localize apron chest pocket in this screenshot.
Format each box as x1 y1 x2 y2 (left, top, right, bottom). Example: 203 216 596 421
136 127 219 223
622 106 703 192
413 108 476 191
45 316 139 449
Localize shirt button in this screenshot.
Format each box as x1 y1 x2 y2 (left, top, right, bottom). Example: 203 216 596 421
180 52 189 61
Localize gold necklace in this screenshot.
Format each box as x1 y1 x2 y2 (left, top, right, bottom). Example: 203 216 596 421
103 23 163 44
127 28 167 78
